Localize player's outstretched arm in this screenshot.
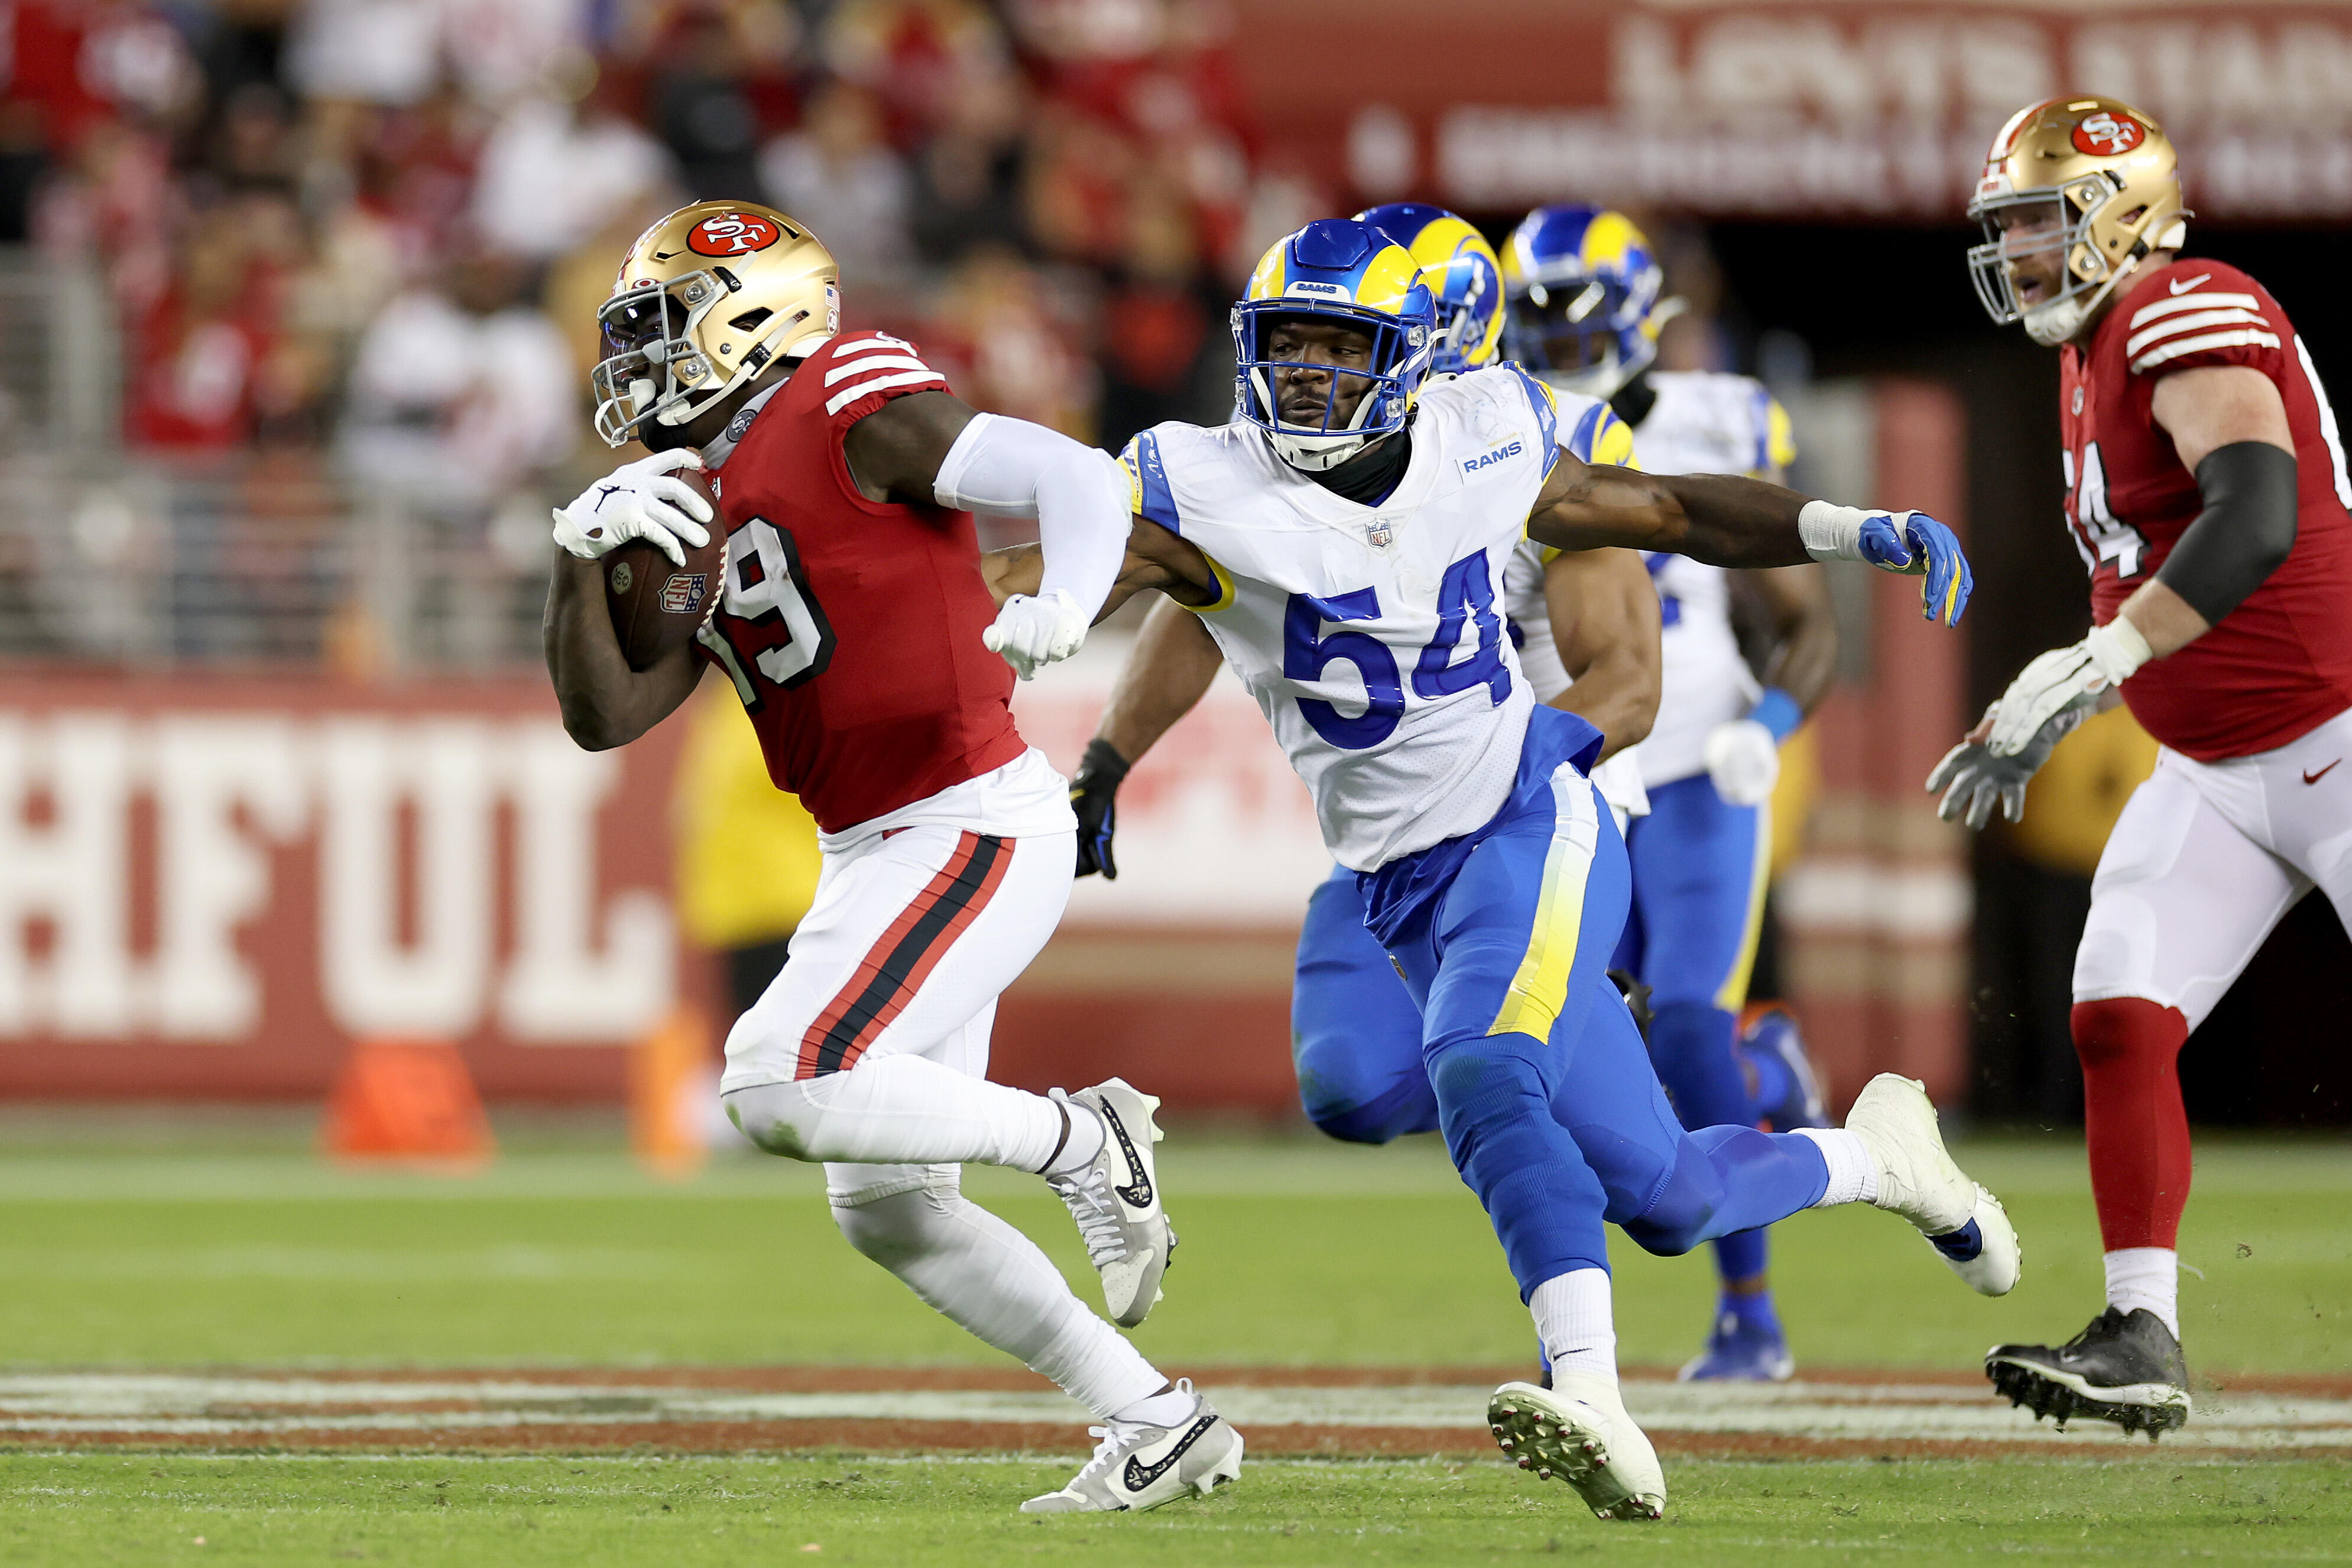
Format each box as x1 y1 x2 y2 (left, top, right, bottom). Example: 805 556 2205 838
848 390 1132 679
1976 365 2296 762
1541 548 1660 761
984 517 1221 621
1526 452 1971 628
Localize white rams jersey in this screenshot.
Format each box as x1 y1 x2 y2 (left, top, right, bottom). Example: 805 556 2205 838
1623 370 1796 787
1121 365 1566 871
1499 388 1650 826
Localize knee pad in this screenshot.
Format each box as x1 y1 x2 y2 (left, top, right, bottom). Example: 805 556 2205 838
1617 1140 1722 1257
723 1080 820 1160
829 1176 961 1270
1302 1073 1439 1146
1427 1037 1550 1161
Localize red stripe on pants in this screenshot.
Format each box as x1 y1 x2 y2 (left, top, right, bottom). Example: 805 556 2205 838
794 833 1014 1079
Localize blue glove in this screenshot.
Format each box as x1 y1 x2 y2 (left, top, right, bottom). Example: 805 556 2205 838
1855 511 1973 627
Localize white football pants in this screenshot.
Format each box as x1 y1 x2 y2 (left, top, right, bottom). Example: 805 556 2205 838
2075 704 2352 1030
719 761 1163 1418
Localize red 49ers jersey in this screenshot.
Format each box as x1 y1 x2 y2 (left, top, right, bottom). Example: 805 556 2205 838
2062 258 2352 761
694 331 1023 833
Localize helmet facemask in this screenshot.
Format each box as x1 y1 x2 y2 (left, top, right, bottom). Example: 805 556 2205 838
1233 301 1432 472
590 271 808 447
1968 180 2149 347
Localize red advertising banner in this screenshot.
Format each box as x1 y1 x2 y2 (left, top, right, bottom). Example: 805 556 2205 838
0 676 683 1100
1234 1 2352 220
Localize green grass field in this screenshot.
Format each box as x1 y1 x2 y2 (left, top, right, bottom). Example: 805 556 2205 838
2 1111 2348 1564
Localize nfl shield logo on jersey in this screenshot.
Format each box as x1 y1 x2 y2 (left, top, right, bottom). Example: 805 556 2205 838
1365 521 1394 550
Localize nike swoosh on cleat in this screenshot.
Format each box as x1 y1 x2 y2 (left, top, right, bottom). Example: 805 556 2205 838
1121 1415 1217 1492
1101 1103 1153 1209
2168 274 2211 294
2304 759 2341 785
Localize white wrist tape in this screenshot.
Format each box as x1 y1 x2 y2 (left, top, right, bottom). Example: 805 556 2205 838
1798 500 1870 563
2086 615 2153 684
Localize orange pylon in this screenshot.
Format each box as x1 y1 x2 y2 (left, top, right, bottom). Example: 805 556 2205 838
320 1039 495 1172
631 1005 714 1180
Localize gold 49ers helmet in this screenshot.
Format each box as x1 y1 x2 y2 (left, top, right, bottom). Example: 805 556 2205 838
1967 97 2191 347
591 201 841 447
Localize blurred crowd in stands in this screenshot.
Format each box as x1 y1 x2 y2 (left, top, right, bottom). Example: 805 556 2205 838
2 0 1295 518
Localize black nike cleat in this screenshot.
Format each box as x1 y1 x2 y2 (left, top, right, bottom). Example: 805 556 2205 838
1986 1307 2191 1440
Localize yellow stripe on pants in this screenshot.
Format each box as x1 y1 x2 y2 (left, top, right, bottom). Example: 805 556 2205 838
1487 767 1602 1040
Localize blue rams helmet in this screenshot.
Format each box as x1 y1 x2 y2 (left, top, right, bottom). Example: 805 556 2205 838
1353 202 1504 376
1234 219 1438 471
1501 206 1669 398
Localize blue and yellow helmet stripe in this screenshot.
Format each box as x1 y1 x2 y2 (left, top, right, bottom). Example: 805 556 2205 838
1500 205 1668 397
1354 203 1504 376
1234 219 1439 463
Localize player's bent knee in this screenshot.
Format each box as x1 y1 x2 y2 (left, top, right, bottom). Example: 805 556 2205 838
829 1183 956 1270
722 1082 817 1161
1300 1073 1438 1145
1618 1144 1724 1257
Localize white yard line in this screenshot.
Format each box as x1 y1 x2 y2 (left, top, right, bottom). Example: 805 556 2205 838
1 1375 2345 1450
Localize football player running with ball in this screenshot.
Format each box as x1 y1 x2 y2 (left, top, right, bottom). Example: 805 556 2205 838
1501 205 1840 1384
543 202 1243 1513
1936 99 2352 1439
996 217 2014 1523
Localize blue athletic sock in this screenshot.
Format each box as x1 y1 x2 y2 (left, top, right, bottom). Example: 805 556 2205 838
1714 1225 1768 1285
1429 1032 1613 1297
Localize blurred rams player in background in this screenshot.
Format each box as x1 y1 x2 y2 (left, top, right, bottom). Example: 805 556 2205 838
1504 207 1838 1384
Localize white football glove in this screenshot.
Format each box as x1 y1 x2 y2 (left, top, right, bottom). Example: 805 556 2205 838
1985 618 2150 757
552 450 712 568
1928 702 2086 830
1702 718 1781 807
984 588 1088 680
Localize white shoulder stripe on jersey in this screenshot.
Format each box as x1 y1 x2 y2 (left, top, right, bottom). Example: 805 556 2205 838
2126 307 2272 359
2129 291 2259 329
831 335 914 359
823 367 948 415
823 353 933 386
2131 328 2283 374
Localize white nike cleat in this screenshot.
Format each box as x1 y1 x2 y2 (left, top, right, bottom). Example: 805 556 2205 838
1019 1381 1242 1514
1487 1376 1666 1522
1046 1078 1174 1327
1845 1073 2022 1296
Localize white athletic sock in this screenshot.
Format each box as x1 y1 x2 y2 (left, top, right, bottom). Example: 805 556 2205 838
1530 1269 1617 1385
726 1054 1068 1170
1041 1095 1107 1177
1110 1386 1195 1427
831 1184 1164 1420
2104 1247 2180 1337
1795 1127 1879 1207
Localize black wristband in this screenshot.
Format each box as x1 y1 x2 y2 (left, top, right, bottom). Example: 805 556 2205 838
1073 736 1131 791
2156 440 2299 626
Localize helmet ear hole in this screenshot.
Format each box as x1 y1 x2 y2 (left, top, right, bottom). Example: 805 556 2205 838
729 307 773 333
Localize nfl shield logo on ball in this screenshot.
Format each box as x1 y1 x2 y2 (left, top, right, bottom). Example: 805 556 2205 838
660 573 709 614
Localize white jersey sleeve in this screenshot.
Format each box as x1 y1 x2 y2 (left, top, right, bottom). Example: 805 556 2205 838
1120 366 1562 871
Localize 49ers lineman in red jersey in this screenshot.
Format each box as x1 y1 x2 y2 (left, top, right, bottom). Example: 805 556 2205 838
1931 99 2352 1436
543 202 1245 1512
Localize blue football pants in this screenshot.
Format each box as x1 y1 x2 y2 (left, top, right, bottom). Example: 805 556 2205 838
1297 761 1828 1300
1612 772 1772 1284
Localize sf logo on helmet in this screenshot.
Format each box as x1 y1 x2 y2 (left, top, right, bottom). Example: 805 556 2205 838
2071 113 2144 158
689 213 781 257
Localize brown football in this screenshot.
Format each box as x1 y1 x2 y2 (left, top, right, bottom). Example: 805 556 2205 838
604 466 724 670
